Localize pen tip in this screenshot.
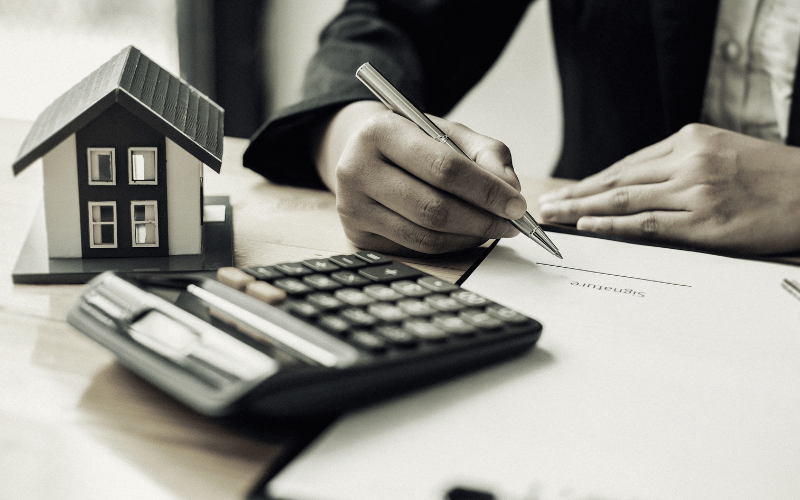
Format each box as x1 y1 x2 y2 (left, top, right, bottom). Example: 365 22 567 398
555 251 563 259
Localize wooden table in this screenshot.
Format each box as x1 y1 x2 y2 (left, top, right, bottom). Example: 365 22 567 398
0 117 570 500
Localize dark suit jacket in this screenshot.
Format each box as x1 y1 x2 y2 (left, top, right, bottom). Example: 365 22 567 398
243 0 800 187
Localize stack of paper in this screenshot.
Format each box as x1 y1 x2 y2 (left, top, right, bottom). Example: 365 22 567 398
267 232 800 500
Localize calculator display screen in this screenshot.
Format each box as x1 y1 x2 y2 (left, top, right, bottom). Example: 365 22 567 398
143 283 307 367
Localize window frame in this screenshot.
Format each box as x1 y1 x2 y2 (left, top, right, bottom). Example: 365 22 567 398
130 200 159 247
87 201 117 248
87 148 116 185
128 147 158 185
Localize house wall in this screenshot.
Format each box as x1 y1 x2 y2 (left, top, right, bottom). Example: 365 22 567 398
76 104 169 259
165 137 202 255
42 133 81 258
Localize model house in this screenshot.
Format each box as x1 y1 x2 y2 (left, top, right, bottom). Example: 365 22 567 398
12 46 224 260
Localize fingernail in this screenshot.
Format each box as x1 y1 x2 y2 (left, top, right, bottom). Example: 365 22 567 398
505 197 527 219
577 216 598 231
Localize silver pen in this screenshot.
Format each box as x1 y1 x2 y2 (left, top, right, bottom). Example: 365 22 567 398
356 62 562 259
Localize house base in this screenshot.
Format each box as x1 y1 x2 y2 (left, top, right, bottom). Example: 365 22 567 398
12 196 233 284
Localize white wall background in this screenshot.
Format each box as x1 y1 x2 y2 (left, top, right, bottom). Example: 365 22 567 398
0 0 179 122
0 0 561 178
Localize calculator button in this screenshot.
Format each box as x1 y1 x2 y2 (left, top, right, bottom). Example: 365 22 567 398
367 303 409 322
302 259 341 272
402 319 448 341
354 251 392 265
397 299 438 317
273 277 315 295
486 304 532 324
358 262 423 283
334 288 376 306
459 309 504 330
363 284 405 301
417 276 459 293
274 262 313 276
328 254 367 269
245 280 287 306
432 314 477 336
331 271 372 287
242 265 285 281
373 325 418 347
216 267 255 291
284 300 320 318
302 274 343 291
317 315 351 336
305 292 344 310
390 280 431 297
424 294 465 312
450 290 491 307
339 308 379 327
348 330 387 353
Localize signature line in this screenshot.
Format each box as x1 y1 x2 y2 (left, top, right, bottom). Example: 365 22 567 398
536 263 691 288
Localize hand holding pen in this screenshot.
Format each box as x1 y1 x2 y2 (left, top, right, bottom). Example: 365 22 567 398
356 63 561 258
310 62 561 256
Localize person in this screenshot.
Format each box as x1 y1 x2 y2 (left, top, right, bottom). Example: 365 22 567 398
243 0 800 256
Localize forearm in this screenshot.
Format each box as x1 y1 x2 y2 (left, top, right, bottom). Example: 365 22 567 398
244 0 531 187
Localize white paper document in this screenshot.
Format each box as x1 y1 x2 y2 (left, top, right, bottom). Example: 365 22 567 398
267 232 800 500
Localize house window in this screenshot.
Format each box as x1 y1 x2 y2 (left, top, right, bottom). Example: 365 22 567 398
88 201 117 248
129 147 157 184
87 148 115 184
131 201 159 247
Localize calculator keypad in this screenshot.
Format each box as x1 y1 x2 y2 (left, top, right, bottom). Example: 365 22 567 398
232 253 535 356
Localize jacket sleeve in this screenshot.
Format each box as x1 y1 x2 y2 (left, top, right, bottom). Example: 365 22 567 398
243 0 534 187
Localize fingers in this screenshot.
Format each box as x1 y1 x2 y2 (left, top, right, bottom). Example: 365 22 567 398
375 115 528 221
539 134 676 204
335 118 518 253
339 196 499 255
331 111 525 254
431 116 522 192
342 160 514 239
576 210 694 243
539 182 684 224
534 123 800 254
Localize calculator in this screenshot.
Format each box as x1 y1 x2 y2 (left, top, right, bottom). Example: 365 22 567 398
66 252 542 418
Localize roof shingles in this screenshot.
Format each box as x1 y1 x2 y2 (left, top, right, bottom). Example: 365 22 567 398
13 46 224 174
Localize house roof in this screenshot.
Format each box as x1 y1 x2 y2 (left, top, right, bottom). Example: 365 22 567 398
13 46 224 175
